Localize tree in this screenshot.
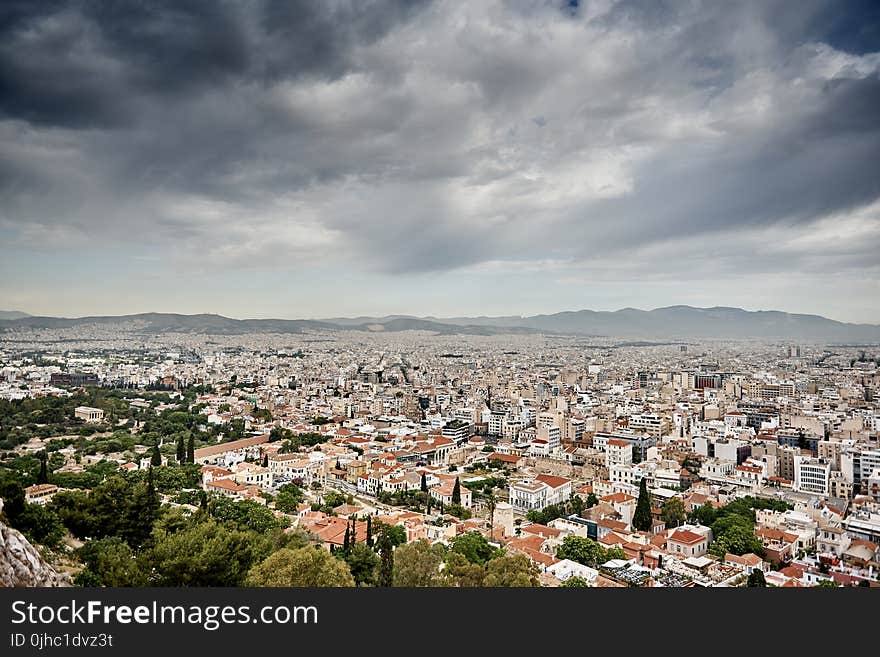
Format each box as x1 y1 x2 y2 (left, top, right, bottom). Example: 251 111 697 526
709 514 764 557
0 480 25 524
274 484 305 514
75 537 147 587
561 576 590 587
345 543 379 587
661 498 686 528
374 522 406 547
556 536 608 567
392 539 445 587
570 493 585 516
585 492 599 509
149 517 270 586
14 503 65 548
342 522 351 553
186 434 195 463
37 452 48 484
247 546 354 587
365 515 373 548
443 552 486 587
451 531 502 566
747 569 767 587
483 553 540 587
632 478 652 531
376 526 395 587
208 497 286 534
816 579 839 588
176 434 186 463
150 445 161 467
487 492 497 541
125 468 160 549
445 503 471 520
420 472 428 493
689 502 719 526
451 477 461 505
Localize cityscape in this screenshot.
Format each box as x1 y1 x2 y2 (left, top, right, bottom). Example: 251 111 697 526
1 0 879 596
1 311 878 587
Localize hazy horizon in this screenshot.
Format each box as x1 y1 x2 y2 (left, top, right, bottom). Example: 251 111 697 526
2 302 879 327
1 1 879 322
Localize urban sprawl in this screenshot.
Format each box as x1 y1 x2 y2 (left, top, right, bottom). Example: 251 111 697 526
2 320 879 588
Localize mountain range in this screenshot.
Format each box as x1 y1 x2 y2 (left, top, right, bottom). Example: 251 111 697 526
1 306 879 341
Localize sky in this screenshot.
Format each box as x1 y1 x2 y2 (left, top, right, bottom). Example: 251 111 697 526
1 0 879 323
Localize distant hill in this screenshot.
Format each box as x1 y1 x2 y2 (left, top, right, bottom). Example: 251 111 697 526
0 310 30 320
1 306 878 341
324 305 880 341
0 313 337 335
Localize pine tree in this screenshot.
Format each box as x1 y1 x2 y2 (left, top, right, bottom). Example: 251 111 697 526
451 477 461 505
37 452 49 485
150 445 162 467
187 434 195 463
176 434 186 463
633 478 653 531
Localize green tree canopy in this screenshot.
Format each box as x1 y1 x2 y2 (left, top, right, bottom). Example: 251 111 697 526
483 553 540 587
556 536 612 567
75 537 147 587
661 498 686 528
561 576 590 587
443 551 487 587
392 539 445 587
344 542 380 587
149 517 270 586
451 531 502 566
274 483 306 514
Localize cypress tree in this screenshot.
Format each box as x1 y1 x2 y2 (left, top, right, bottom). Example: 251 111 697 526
176 434 185 463
451 477 461 505
747 569 767 587
366 515 373 547
186 434 195 463
377 527 394 587
343 524 351 553
420 472 428 493
150 445 162 467
127 466 160 548
633 478 653 531
37 452 49 485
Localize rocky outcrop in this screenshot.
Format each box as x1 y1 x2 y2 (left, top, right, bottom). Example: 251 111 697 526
0 521 71 587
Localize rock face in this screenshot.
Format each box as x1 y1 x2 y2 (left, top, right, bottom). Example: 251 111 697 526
0 521 71 587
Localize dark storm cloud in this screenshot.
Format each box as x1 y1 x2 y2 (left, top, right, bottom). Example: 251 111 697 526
0 0 429 127
0 0 878 283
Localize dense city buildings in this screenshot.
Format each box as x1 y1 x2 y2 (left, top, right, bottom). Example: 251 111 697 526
2 320 878 587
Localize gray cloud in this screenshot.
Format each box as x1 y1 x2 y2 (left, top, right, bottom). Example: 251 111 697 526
0 0 878 315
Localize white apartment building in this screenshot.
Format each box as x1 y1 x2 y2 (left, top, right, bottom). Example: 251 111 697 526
793 456 831 496
508 474 572 514
606 439 633 469
629 413 667 437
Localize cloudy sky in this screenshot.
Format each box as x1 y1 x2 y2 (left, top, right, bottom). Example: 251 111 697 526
1 0 879 322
